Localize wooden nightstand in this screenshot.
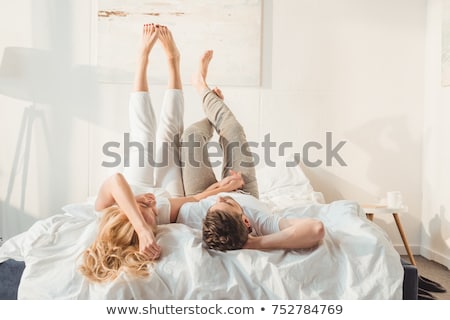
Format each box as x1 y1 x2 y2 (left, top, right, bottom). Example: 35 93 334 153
361 204 416 266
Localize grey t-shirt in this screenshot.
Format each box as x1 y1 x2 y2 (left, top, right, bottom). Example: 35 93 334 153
177 192 281 236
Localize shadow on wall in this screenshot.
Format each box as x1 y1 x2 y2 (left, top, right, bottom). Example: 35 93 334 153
424 204 450 260
301 165 374 203
344 115 421 197
0 201 36 241
0 63 132 235
0 46 101 122
0 45 101 238
0 1 96 239
298 114 421 205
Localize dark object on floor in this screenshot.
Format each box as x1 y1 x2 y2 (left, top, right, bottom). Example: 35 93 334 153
402 259 418 300
418 275 447 293
418 287 437 300
0 259 25 300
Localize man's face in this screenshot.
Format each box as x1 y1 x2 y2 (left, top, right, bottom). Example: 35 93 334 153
208 196 253 235
209 196 244 217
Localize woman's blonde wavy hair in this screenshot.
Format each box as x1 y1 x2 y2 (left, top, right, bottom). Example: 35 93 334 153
79 206 155 282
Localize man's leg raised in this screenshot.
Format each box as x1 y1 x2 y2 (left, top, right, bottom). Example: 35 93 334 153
191 51 259 198
180 118 218 196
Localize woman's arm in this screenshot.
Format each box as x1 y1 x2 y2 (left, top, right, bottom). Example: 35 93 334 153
95 173 161 259
243 218 325 250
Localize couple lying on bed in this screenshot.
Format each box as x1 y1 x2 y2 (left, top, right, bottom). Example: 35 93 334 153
79 24 324 282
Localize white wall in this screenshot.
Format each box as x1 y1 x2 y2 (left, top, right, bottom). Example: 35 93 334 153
0 0 428 259
265 0 426 256
422 0 450 268
0 0 92 241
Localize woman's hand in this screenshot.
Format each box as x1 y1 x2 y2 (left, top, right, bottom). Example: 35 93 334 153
137 227 161 260
136 193 158 215
135 193 156 208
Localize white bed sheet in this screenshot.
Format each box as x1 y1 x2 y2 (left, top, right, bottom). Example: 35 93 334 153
0 196 403 299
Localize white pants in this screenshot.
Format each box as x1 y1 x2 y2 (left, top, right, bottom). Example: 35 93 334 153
123 90 184 224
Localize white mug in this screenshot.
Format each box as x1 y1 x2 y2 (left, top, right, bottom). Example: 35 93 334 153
387 191 402 209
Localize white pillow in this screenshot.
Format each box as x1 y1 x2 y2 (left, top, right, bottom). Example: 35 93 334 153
256 153 313 194
256 153 324 212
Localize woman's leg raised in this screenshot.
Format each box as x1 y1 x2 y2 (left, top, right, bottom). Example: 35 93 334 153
123 24 159 188
154 26 185 197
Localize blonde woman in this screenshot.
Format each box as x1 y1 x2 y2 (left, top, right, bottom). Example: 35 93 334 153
79 24 243 282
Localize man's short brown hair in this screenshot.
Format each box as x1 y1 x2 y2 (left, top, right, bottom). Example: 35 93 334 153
202 208 249 251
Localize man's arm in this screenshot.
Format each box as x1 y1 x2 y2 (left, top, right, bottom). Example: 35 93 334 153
168 173 244 222
243 218 325 250
202 170 242 192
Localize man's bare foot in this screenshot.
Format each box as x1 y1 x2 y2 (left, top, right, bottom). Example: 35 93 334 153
192 50 213 94
158 26 180 60
141 23 159 56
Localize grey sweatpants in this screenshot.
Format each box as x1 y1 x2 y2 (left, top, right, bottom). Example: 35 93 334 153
180 89 259 198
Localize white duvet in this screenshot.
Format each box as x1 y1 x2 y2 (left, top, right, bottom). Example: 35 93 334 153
0 160 404 299
0 197 403 300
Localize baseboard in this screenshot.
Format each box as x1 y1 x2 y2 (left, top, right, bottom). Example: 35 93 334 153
420 246 450 270
393 244 421 256
393 244 450 269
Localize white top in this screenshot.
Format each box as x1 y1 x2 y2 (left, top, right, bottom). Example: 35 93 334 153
177 192 281 236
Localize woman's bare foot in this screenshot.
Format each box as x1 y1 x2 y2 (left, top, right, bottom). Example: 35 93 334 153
158 26 180 60
134 24 159 92
192 50 213 94
141 23 159 56
158 25 182 89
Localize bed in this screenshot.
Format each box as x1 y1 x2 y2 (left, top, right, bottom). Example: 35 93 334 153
0 157 412 299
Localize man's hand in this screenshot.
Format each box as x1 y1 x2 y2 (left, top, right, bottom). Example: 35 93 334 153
219 170 244 192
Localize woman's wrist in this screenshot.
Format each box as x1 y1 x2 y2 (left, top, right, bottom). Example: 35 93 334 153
133 220 150 235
